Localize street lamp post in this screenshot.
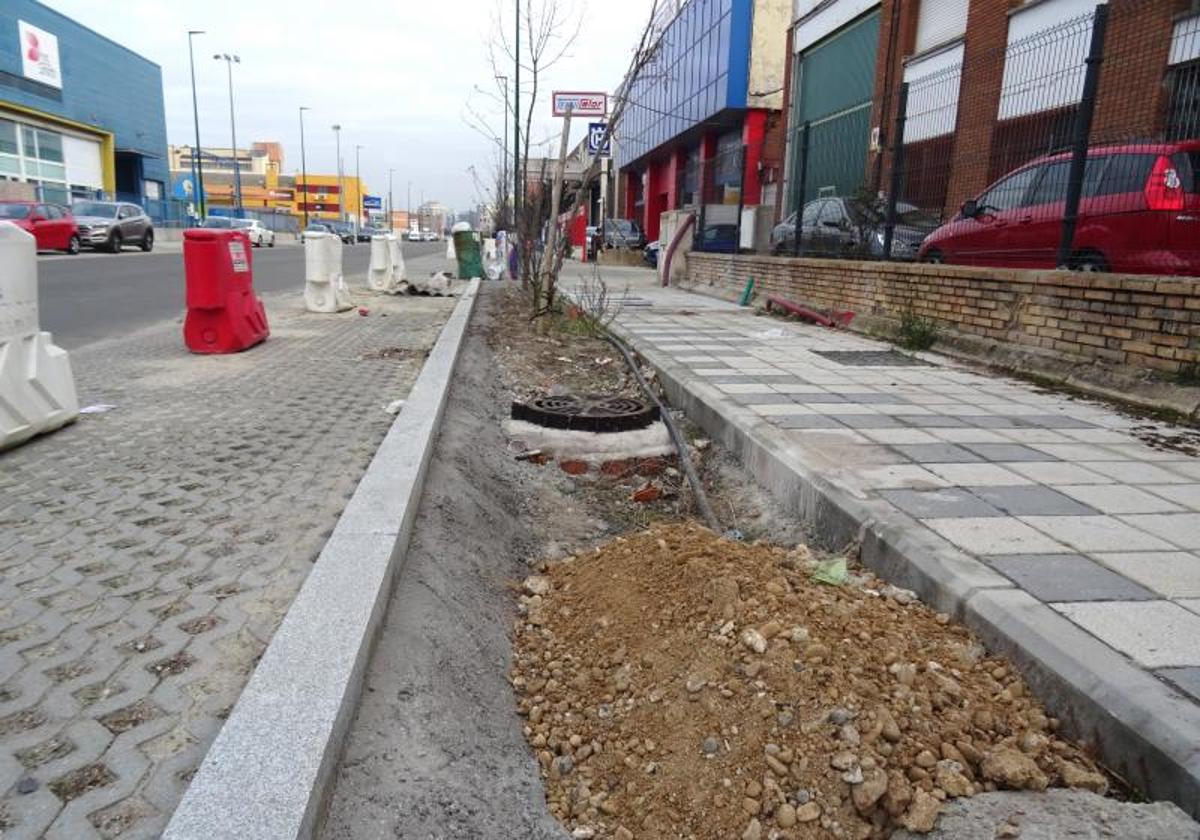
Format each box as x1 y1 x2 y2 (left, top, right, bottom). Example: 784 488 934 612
187 30 206 219
299 106 310 227
332 125 343 224
407 180 412 232
388 168 395 233
497 74 508 229
213 53 243 216
354 144 363 237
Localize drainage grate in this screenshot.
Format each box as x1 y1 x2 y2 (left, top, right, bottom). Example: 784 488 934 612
512 394 660 432
812 350 936 368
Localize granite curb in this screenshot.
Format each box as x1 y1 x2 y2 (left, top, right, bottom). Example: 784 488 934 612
162 280 480 840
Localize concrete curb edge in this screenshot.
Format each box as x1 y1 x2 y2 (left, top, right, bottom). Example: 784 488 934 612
163 280 481 840
610 320 1200 819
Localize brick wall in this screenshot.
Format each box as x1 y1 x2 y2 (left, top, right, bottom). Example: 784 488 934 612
682 253 1200 375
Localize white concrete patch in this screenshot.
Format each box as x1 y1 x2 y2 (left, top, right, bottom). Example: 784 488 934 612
501 418 673 461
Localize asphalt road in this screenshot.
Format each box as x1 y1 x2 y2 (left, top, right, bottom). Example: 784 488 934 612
37 239 447 349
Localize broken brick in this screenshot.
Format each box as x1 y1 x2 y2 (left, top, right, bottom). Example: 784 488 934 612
559 460 590 475
631 482 661 503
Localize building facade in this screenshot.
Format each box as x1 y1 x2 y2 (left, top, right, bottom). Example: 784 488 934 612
169 141 283 179
783 0 1199 223
0 0 168 205
616 0 790 241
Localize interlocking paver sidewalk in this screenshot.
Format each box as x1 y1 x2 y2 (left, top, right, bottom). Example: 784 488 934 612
565 264 1200 808
0 262 457 838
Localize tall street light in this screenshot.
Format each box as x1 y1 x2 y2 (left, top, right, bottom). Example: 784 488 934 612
514 0 520 223
213 52 243 216
187 30 205 219
354 143 363 237
496 74 508 228
299 106 310 227
388 168 395 233
332 124 343 224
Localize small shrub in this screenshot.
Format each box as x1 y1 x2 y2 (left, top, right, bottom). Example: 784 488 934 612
895 308 940 352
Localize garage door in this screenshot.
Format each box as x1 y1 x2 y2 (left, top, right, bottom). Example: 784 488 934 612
788 10 880 208
63 133 104 192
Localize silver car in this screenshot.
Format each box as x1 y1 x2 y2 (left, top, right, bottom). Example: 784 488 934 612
71 200 154 253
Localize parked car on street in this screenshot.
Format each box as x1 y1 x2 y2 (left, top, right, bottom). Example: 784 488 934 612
302 221 331 240
918 140 1200 274
72 200 154 252
770 197 938 259
695 223 739 254
422 230 439 242
0 201 80 254
644 240 660 268
236 218 275 247
324 220 355 244
407 229 424 242
201 216 234 228
601 218 644 249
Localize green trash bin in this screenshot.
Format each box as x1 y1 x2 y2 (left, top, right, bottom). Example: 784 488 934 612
453 229 483 280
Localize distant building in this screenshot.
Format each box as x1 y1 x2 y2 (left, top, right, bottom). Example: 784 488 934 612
169 141 282 179
417 200 450 234
0 1 168 204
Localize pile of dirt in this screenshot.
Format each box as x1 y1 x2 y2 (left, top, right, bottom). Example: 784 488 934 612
511 523 1110 840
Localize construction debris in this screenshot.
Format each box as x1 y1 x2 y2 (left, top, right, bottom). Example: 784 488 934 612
511 523 1110 840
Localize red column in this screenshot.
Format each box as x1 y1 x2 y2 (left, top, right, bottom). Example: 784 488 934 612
698 133 719 205
665 147 687 211
644 159 666 241
742 110 768 206
622 171 637 220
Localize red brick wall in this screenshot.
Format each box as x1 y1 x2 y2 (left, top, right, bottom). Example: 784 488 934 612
682 253 1200 374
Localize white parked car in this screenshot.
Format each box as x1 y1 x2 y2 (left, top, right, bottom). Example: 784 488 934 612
236 218 275 247
407 229 423 242
422 230 439 242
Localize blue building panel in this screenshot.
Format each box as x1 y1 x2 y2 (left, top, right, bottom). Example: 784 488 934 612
619 0 753 168
0 0 168 197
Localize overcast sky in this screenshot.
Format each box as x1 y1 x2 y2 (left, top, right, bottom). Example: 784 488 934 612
41 0 653 213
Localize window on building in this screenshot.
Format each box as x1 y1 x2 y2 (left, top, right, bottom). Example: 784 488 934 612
1167 60 1200 141
914 0 968 54
0 119 17 156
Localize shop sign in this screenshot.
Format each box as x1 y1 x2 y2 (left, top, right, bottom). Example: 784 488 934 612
19 21 62 90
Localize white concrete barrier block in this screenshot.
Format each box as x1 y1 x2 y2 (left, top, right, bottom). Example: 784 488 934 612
304 232 353 313
445 237 456 261
0 222 78 451
367 236 394 293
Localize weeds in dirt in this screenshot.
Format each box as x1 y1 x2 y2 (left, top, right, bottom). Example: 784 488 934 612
894 306 940 352
1176 360 1200 388
556 269 627 338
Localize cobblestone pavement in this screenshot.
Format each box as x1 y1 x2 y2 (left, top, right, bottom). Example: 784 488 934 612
0 271 457 837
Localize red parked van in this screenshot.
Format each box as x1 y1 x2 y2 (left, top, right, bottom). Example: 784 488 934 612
0 201 80 254
919 141 1200 276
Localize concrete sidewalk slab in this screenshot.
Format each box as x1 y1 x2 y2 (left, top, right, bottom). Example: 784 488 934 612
562 264 1200 817
162 281 479 840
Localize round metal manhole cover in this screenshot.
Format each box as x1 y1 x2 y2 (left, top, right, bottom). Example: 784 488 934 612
511 393 660 432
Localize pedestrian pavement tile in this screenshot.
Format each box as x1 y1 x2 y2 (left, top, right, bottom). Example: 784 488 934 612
1143 484 1200 509
987 554 1157 602
861 429 943 445
1007 414 1099 429
969 486 1100 516
930 428 1011 444
927 463 1037 486
1082 460 1193 484
856 465 952 489
790 394 851 403
964 443 1062 462
1000 429 1077 444
1103 443 1186 461
1019 516 1176 553
1054 484 1184 515
1119 513 1200 550
774 415 847 429
1054 601 1200 668
717 382 777 394
923 517 1069 555
753 403 814 416
829 414 908 429
1178 599 1200 616
881 488 1005 519
1059 428 1136 444
772 384 833 394
1092 552 1200 598
1005 462 1114 485
1164 461 1200 480
893 444 984 463
1027 443 1130 461
1156 667 1200 703
897 415 971 428
738 393 797 405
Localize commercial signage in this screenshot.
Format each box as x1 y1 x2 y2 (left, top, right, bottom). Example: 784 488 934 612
18 21 62 90
552 91 607 117
587 122 611 157
267 189 294 201
362 195 383 210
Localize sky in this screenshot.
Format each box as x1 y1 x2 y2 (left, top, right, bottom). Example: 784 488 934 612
41 0 654 214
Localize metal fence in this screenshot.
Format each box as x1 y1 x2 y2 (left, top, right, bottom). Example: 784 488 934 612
766 0 1199 277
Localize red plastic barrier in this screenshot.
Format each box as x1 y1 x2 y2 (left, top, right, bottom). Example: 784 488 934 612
183 229 270 354
764 294 855 329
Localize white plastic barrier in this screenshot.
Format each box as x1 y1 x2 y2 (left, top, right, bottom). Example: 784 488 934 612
303 231 352 313
0 223 78 451
445 236 456 261
388 235 407 283
367 235 400 294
